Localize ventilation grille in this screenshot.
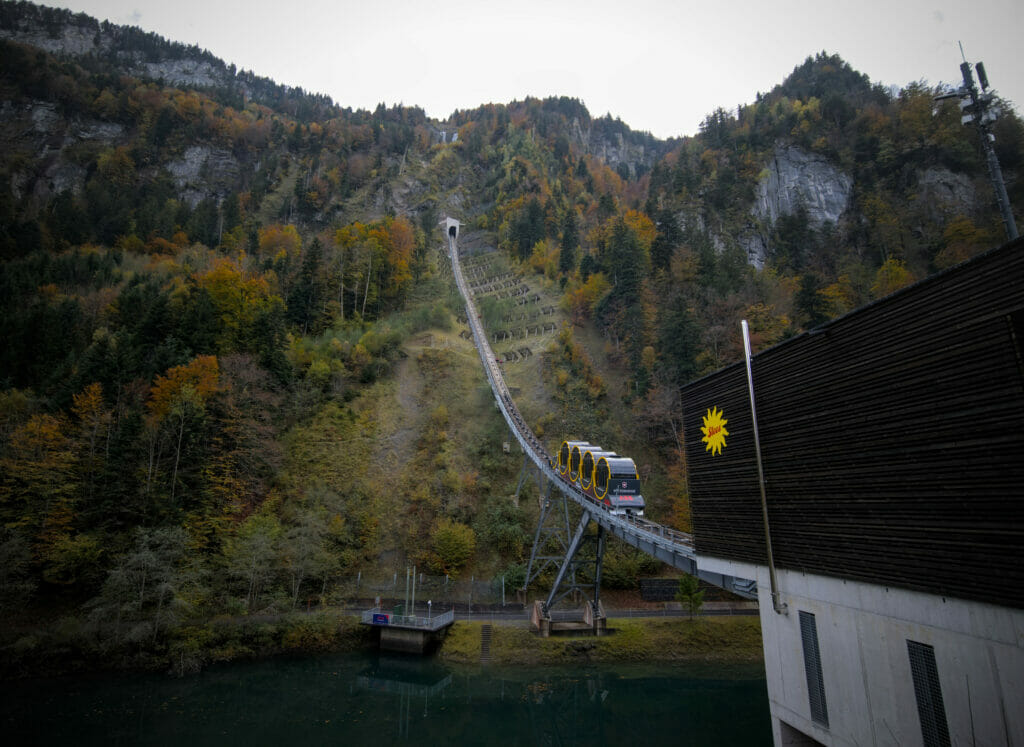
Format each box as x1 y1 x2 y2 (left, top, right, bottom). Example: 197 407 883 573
907 640 951 747
799 611 829 728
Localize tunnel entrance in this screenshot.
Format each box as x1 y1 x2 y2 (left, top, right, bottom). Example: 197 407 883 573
448 225 457 238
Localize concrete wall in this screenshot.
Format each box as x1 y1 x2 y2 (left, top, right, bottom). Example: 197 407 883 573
698 554 1024 746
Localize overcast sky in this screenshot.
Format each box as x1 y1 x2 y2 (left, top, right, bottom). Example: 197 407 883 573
56 0 1021 139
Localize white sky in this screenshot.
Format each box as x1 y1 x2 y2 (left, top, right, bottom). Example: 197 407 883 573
56 0 1021 139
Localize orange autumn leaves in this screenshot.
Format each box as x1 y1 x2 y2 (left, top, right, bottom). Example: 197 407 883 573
147 356 221 424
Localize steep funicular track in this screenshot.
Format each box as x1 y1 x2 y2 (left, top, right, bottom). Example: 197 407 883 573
448 232 755 597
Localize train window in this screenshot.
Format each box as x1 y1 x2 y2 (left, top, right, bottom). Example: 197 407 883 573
569 446 583 480
595 459 610 496
582 451 596 488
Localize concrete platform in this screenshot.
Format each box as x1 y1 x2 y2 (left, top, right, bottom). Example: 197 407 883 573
361 608 455 654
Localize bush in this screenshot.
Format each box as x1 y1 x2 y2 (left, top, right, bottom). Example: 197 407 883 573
430 518 476 576
676 574 705 617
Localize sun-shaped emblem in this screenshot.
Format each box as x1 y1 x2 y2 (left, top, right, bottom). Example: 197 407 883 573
701 406 729 456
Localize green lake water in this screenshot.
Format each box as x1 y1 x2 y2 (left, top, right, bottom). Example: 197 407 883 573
1 653 771 745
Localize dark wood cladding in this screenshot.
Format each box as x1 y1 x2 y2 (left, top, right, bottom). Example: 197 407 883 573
681 238 1024 609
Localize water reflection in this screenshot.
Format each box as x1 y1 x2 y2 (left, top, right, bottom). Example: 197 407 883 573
1 653 770 745
354 657 453 739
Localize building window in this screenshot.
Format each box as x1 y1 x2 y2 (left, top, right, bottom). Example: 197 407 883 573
907 640 951 747
799 611 829 728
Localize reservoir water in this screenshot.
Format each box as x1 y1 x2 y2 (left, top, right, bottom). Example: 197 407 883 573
2 653 772 745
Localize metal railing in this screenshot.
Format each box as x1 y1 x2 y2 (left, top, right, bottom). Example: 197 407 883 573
361 607 455 631
450 238 694 558
449 234 757 598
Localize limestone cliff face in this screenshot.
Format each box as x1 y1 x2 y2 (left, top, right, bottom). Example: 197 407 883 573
917 167 976 222
569 117 659 179
753 145 853 228
0 12 235 95
1 97 241 212
1 99 124 206
167 146 242 208
737 145 854 267
671 145 855 269
0 18 98 56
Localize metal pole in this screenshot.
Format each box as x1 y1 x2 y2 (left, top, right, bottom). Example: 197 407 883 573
958 60 1018 241
411 565 416 619
742 320 787 615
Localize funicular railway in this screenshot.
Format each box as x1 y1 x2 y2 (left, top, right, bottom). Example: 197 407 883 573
445 219 755 630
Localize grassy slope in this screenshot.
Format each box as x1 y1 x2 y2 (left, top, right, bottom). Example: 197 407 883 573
438 617 764 666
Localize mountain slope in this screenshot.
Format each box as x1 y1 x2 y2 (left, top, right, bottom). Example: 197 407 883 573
0 2 1021 670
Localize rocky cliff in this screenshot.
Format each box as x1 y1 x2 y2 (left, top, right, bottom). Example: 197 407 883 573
570 116 663 179
731 145 853 267
753 144 853 228
0 7 232 91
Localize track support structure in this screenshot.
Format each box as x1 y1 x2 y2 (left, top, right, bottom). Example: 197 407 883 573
524 498 608 635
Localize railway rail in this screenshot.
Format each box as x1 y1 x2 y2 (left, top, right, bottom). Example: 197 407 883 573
448 233 755 599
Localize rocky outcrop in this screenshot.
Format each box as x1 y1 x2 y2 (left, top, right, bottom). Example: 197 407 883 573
734 144 855 267
917 167 976 222
141 59 225 90
670 146 854 269
753 145 852 228
738 231 770 270
167 146 241 207
2 99 123 204
569 118 656 179
0 20 99 56
1 12 236 97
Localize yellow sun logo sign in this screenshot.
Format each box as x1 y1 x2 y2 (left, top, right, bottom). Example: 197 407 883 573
701 407 729 456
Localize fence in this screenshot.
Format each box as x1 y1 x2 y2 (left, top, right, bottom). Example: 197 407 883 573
360 607 455 631
326 572 521 611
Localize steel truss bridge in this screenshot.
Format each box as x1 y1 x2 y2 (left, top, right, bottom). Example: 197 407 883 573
446 222 755 626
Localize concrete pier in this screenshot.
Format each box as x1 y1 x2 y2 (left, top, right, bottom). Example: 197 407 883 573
361 608 455 654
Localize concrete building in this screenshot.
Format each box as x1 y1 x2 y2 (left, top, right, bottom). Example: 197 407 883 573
681 237 1024 746
699 556 1023 745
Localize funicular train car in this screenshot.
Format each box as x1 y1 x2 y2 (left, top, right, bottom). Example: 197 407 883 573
557 440 645 516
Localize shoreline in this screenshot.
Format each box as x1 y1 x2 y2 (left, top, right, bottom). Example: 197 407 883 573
1 608 763 681
437 616 764 667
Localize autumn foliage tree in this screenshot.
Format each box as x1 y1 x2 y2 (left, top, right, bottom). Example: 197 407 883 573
146 355 220 504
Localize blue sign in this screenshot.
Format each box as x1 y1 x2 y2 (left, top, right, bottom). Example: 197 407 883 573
372 613 389 625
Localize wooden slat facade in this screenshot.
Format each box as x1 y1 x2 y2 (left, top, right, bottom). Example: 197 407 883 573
681 237 1024 609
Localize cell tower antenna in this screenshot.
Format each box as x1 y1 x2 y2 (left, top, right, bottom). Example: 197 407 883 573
934 52 1017 240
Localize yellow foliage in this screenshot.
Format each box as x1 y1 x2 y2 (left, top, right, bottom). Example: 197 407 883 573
384 216 415 298
96 147 135 186
744 303 790 348
350 343 372 367
871 258 915 299
528 239 558 277
147 355 220 423
641 345 657 371
936 215 994 269
196 255 281 348
258 224 302 259
623 209 656 255
818 275 858 318
562 272 610 324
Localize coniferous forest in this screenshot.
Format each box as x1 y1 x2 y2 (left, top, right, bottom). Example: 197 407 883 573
1 1 1021 671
